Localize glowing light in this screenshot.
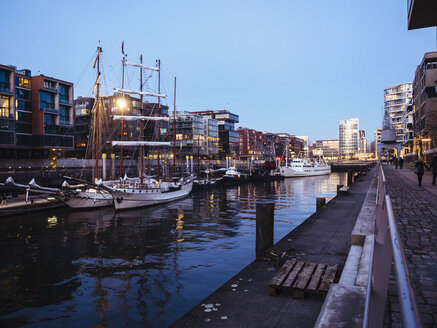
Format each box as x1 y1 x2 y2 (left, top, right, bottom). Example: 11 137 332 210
47 216 58 228
117 98 127 109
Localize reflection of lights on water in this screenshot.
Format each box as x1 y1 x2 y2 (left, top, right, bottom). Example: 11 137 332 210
176 208 185 241
209 193 214 205
47 216 58 228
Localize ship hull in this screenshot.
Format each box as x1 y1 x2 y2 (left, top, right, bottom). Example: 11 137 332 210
110 181 193 211
280 166 331 178
56 190 114 209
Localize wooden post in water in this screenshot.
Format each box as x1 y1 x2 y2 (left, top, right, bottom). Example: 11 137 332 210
256 202 274 259
347 170 353 186
316 197 326 211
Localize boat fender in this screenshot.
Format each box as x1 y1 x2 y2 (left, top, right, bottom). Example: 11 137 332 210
116 197 123 203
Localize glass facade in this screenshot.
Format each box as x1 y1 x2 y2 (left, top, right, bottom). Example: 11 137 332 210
338 118 359 157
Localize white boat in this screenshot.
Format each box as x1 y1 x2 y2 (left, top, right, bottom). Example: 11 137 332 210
280 158 331 177
100 44 193 210
57 180 113 209
100 178 193 210
224 167 241 178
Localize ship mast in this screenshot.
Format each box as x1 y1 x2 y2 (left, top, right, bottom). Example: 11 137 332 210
120 42 126 178
173 77 176 175
93 43 103 182
139 55 144 184
157 59 161 181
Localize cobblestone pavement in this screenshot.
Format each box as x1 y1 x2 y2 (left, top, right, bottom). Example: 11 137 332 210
383 164 437 328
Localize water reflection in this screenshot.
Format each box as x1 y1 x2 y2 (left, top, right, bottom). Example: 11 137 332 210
0 173 345 327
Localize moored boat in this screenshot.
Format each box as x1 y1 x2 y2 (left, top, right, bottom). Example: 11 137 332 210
280 158 331 177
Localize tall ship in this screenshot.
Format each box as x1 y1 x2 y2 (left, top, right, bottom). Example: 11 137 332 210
98 42 193 211
56 43 114 209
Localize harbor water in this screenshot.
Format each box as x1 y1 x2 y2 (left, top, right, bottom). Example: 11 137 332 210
0 173 346 327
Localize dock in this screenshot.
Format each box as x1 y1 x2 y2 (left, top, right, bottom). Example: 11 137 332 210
173 166 376 327
0 195 64 217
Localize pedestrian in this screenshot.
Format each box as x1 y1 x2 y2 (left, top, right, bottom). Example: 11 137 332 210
394 157 399 169
399 157 404 169
415 158 428 187
428 153 437 185
1 193 7 206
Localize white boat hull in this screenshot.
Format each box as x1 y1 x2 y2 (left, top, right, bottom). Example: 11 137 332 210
280 166 331 178
111 181 193 210
57 190 114 209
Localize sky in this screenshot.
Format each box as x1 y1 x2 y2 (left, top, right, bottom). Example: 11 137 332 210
1 0 436 143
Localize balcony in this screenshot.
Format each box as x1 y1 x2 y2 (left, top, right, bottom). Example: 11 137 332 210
59 97 72 106
43 84 58 93
59 117 71 125
40 105 58 113
0 82 13 95
408 0 437 30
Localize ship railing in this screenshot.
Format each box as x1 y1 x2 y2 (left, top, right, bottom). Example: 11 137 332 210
363 163 422 328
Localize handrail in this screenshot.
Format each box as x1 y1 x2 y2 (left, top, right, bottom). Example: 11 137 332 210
385 195 422 328
362 235 375 328
363 163 422 328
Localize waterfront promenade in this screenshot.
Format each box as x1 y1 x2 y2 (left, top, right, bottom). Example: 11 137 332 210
173 167 376 327
383 164 437 327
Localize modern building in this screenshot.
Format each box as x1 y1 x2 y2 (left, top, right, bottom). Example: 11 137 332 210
338 118 359 158
383 83 413 144
237 127 263 160
315 139 339 159
262 132 278 160
169 111 218 159
374 128 382 158
359 130 367 153
413 51 437 159
191 110 239 159
297 136 309 157
0 64 74 158
73 96 95 157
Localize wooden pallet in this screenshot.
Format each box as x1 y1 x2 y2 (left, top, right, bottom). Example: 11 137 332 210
268 259 337 299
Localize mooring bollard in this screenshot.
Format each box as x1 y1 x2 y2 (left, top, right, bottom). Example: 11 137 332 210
316 197 326 211
256 202 274 259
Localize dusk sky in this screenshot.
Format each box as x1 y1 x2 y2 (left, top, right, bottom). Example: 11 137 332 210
1 0 436 142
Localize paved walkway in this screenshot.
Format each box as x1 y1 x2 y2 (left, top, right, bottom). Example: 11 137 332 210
382 164 437 327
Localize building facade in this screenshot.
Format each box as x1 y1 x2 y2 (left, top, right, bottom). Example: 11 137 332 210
237 127 263 160
338 118 359 158
169 111 218 159
315 139 339 159
191 110 239 159
383 83 413 144
0 64 74 158
359 130 367 153
374 128 382 158
413 52 437 159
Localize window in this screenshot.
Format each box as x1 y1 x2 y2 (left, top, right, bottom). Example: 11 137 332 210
40 91 55 111
15 77 31 89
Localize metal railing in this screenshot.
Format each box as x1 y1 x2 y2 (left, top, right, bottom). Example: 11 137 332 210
363 163 422 327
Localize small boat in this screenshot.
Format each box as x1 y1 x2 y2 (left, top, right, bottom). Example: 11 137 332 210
280 158 331 177
222 167 248 185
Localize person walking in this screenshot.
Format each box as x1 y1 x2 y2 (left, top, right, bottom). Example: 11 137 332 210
428 153 437 185
415 158 427 187
399 157 404 169
394 157 399 169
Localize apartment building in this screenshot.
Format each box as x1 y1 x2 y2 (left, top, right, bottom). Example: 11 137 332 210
0 64 74 158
